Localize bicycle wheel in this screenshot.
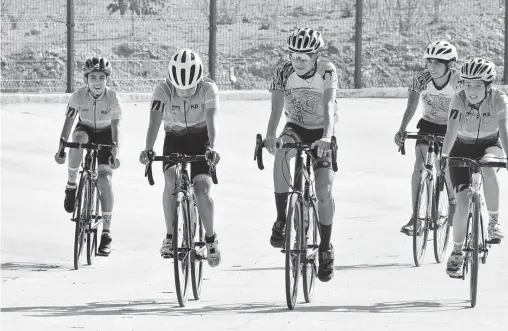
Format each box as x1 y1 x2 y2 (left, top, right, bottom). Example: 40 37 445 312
303 200 319 303
470 196 481 308
173 195 191 307
433 177 451 263
285 194 302 310
191 198 205 300
73 174 89 270
86 185 100 265
413 176 431 267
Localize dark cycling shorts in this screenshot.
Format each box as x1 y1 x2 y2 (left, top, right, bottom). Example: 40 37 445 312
279 122 332 168
449 138 503 192
73 122 112 165
416 118 447 146
162 132 210 180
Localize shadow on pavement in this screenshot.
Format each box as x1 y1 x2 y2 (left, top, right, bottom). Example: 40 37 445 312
1 262 62 271
1 298 469 317
225 262 413 272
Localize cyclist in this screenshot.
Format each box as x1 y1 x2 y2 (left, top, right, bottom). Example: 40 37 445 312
139 48 221 267
394 40 460 236
441 58 508 277
263 28 339 282
54 57 122 257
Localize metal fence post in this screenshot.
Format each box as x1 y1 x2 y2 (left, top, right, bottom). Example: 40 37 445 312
354 0 363 89
505 0 508 84
66 0 75 93
208 0 217 82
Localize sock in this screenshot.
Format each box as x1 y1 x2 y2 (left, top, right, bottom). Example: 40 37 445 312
102 212 112 232
67 167 79 185
452 242 463 253
488 211 499 225
275 193 288 221
205 233 216 243
319 224 332 251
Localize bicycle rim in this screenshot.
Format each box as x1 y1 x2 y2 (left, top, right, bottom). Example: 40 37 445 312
433 178 451 263
173 197 191 307
86 185 100 265
73 175 89 270
470 197 481 308
191 210 205 300
285 194 301 310
413 177 430 267
303 200 319 303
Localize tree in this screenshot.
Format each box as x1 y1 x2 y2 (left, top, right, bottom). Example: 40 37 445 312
107 0 165 16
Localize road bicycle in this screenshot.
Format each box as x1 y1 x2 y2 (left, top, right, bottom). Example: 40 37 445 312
254 134 338 310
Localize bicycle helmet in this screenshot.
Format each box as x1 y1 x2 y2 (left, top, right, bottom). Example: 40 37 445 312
286 28 324 53
423 40 457 62
83 57 112 76
168 48 204 90
460 58 496 83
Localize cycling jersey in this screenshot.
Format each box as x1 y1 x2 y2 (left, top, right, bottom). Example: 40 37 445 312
449 87 508 144
269 58 339 130
65 87 122 132
409 69 461 125
150 77 219 135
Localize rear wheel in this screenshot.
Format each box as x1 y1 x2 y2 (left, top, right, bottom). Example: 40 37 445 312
173 196 191 307
433 177 451 263
413 176 431 267
285 194 301 310
303 200 319 303
73 174 89 270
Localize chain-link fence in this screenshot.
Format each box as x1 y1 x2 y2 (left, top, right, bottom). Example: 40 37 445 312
1 0 506 92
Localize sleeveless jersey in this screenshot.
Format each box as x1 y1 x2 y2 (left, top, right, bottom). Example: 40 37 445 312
65 87 122 131
150 77 219 135
408 69 461 125
448 87 508 144
269 58 339 130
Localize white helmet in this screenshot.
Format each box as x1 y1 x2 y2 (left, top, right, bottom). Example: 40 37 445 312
423 40 457 61
286 28 324 53
460 58 496 83
168 48 204 90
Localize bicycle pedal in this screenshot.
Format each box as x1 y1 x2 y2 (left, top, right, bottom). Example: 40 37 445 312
487 239 501 245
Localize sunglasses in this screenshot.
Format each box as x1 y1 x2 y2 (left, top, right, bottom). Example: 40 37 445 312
289 52 313 61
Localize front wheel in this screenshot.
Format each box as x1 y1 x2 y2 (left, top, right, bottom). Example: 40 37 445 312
191 198 205 300
173 195 191 307
470 196 481 308
73 174 89 270
285 194 302 310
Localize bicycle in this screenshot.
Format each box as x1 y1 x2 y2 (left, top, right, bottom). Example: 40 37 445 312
445 157 507 308
144 151 218 307
399 132 451 267
58 138 113 270
254 134 338 310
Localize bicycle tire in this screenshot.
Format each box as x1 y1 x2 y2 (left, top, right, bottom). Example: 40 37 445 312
173 195 191 307
191 198 205 300
470 196 481 308
433 177 451 263
303 200 319 303
413 176 431 267
73 174 89 270
86 185 100 265
285 194 301 310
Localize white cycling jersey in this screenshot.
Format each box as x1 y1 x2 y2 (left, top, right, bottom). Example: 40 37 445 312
150 77 219 135
65 86 122 131
269 58 339 130
409 69 461 125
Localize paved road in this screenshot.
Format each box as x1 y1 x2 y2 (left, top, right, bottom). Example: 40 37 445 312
2 99 508 330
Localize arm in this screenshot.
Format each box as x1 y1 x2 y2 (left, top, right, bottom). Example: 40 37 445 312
59 116 76 143
266 91 285 137
322 87 336 138
145 110 163 150
442 109 460 156
499 118 508 157
398 90 420 133
206 107 218 149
